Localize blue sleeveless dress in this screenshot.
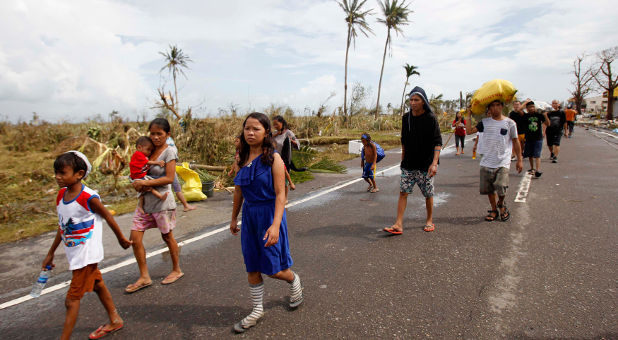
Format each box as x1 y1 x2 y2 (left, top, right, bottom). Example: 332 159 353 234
234 154 293 275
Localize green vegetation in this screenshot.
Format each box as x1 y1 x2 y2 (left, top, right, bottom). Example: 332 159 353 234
0 112 403 243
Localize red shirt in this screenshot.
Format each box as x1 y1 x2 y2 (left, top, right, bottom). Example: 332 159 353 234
129 151 149 180
452 118 467 136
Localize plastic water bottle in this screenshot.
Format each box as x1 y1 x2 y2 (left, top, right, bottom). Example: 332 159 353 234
30 265 52 298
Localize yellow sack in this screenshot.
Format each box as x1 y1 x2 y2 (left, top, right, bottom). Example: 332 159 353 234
470 79 517 115
175 162 207 202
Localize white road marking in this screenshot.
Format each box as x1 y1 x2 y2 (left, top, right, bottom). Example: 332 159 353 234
514 172 533 203
1 136 470 310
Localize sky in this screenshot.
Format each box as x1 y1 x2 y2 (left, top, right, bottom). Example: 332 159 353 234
1 0 616 123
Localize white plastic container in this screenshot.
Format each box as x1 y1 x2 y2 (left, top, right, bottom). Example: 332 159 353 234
348 140 363 155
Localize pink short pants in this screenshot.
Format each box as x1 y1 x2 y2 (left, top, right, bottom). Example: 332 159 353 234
132 208 176 234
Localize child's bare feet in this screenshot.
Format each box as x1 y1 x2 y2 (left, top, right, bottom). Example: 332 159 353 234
367 185 373 192
370 187 380 193
183 204 196 212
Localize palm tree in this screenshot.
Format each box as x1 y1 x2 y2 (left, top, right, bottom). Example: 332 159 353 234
338 0 373 117
399 63 419 115
159 44 192 112
375 0 412 119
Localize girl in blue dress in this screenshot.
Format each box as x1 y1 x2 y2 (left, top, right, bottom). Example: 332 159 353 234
230 112 303 333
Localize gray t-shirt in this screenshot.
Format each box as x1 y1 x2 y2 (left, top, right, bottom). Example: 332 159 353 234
142 146 178 213
273 130 298 153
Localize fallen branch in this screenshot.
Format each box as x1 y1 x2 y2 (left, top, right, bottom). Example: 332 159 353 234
189 164 227 171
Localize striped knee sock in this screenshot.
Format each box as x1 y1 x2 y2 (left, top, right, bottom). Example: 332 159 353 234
289 271 303 307
236 282 264 331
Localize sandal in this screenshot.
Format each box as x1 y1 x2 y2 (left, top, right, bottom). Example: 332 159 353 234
89 324 123 339
162 272 184 285
124 281 152 294
498 204 510 222
423 224 435 232
383 227 403 235
485 210 498 222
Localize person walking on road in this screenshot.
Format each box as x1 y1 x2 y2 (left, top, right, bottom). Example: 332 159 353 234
126 118 184 293
522 101 549 177
465 100 523 222
565 105 577 137
230 112 303 333
384 86 442 234
272 115 298 201
546 100 568 163
360 133 380 193
43 151 132 340
509 100 527 156
452 110 467 155
166 136 196 212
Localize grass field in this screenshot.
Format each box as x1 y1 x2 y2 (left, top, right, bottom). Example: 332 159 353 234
0 114 406 243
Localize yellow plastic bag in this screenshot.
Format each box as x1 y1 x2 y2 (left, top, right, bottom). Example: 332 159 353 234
470 79 517 114
175 162 207 202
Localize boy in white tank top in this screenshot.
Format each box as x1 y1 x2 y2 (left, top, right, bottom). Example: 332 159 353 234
41 151 132 340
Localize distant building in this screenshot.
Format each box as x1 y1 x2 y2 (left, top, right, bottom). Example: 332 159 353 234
584 89 618 114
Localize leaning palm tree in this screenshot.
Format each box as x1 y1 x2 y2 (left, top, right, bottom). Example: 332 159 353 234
159 44 193 112
338 0 373 117
399 63 419 115
375 0 412 119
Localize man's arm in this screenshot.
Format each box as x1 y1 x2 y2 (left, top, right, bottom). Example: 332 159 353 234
465 112 478 134
428 117 443 177
512 138 523 173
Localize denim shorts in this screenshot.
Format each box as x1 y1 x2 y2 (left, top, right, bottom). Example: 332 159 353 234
523 139 543 158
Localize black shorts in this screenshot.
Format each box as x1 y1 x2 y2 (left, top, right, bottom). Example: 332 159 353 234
546 130 562 146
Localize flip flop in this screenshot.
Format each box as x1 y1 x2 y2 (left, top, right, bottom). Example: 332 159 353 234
423 224 435 232
124 281 152 294
370 188 380 193
383 227 403 235
162 272 184 285
88 324 123 339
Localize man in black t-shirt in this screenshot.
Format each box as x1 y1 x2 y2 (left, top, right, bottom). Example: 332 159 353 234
546 100 568 163
509 100 526 159
384 86 442 234
522 101 549 177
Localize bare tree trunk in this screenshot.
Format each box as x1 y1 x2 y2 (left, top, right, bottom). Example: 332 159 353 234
343 26 351 117
173 72 178 114
607 83 615 121
375 29 390 119
399 79 408 116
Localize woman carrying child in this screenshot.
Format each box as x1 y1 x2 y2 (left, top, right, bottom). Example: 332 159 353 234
230 112 303 333
125 118 184 293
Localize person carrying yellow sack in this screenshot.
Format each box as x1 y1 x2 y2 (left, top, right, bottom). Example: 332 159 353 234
470 79 517 115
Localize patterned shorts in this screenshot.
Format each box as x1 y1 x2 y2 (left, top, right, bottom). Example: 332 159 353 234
400 168 434 198
132 208 176 234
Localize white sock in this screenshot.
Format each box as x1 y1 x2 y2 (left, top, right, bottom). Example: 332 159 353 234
289 271 303 304
240 282 264 328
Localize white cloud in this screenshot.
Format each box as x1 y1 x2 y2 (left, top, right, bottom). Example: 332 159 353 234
0 0 616 122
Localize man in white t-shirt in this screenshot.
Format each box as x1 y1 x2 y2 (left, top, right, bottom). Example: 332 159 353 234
466 100 523 222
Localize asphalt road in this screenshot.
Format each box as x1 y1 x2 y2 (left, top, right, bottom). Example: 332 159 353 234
1 129 616 339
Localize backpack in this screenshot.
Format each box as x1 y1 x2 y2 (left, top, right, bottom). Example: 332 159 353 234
361 142 385 163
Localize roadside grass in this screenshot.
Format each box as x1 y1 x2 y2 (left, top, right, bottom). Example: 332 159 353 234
0 114 402 243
